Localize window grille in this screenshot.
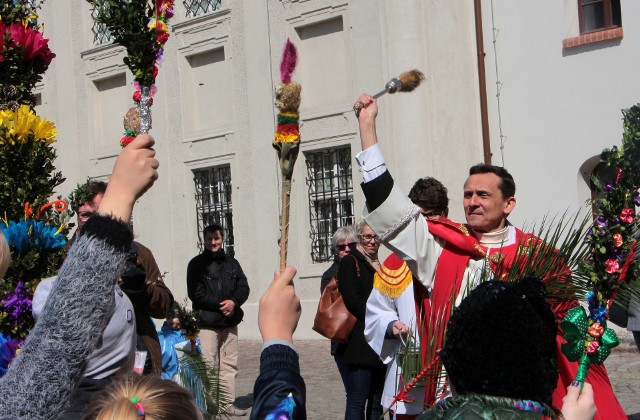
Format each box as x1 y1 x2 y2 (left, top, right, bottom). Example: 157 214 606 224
193 165 235 256
25 0 44 11
305 147 354 263
91 5 113 45
184 0 222 18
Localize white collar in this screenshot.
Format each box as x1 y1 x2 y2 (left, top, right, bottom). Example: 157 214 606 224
478 223 514 247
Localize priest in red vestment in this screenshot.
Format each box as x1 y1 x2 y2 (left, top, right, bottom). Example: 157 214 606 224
354 93 626 419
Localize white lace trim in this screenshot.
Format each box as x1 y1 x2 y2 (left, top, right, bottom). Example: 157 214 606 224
378 203 421 242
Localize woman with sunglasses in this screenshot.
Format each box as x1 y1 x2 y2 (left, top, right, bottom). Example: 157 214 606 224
338 220 386 420
320 226 358 397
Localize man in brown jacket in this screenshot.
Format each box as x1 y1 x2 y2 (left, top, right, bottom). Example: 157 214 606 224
120 241 174 375
68 180 174 375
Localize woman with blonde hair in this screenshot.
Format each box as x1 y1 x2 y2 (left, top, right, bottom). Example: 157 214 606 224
84 374 202 420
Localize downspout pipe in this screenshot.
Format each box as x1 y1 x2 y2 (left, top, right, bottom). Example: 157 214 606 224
474 0 492 164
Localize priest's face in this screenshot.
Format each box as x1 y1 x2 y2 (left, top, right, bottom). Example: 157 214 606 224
463 173 515 234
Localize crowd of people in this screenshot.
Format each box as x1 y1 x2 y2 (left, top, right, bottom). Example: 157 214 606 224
0 135 304 419
0 91 630 420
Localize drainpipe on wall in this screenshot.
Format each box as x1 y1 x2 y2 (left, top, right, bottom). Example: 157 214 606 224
474 0 492 164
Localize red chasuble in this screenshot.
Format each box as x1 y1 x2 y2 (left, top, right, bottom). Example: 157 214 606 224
376 218 626 418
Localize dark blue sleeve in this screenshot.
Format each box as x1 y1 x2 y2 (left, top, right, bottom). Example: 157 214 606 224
250 344 306 420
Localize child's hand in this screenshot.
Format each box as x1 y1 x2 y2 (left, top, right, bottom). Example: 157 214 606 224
99 134 159 222
258 266 300 343
561 381 596 420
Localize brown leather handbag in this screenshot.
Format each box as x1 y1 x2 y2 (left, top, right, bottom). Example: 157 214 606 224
312 275 357 342
313 256 360 342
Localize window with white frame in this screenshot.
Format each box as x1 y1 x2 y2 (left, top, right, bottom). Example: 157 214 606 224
193 165 234 256
305 147 354 263
184 0 222 18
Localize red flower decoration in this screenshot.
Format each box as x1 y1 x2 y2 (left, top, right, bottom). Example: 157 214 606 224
620 208 635 224
153 65 159 78
0 22 5 63
24 202 33 220
605 259 620 274
133 91 142 102
586 340 600 356
120 135 136 148
616 168 624 182
588 323 604 338
613 233 623 247
156 32 170 45
7 22 56 66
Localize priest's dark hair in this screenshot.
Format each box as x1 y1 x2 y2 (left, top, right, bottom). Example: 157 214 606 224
469 164 516 199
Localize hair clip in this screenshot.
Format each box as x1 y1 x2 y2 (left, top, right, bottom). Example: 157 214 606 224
130 397 145 419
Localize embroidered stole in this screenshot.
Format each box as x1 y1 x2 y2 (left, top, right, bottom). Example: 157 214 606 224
375 217 537 407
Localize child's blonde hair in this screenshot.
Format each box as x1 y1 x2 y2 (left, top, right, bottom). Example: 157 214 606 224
84 374 203 420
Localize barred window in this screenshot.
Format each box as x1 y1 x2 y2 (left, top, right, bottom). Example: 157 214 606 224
184 0 222 18
91 5 113 45
193 165 235 256
305 147 354 263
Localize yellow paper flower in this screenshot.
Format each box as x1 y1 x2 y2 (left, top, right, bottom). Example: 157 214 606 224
274 132 300 143
148 19 168 33
0 105 57 145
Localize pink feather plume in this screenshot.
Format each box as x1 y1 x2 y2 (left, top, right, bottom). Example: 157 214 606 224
280 39 298 84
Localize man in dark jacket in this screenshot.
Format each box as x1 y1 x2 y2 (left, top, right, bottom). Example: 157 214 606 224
187 223 250 416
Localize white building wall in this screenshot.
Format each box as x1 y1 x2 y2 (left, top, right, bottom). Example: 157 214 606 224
36 0 484 339
481 0 640 227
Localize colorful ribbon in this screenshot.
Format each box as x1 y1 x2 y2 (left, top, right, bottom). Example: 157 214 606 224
561 306 619 381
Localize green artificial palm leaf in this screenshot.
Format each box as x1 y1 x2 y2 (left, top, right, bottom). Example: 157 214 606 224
178 351 231 418
494 212 594 304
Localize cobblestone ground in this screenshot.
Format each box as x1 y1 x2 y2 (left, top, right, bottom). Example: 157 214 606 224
232 340 640 419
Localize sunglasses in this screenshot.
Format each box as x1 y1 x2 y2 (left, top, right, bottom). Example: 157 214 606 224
336 242 357 251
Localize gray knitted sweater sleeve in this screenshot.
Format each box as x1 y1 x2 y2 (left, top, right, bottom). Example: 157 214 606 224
0 215 133 420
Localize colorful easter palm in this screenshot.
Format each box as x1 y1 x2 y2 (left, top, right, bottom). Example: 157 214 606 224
85 0 175 146
0 1 69 364
273 39 301 271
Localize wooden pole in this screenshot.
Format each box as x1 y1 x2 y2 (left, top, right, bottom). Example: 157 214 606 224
279 180 292 271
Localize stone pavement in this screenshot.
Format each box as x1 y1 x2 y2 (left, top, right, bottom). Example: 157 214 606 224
231 340 640 419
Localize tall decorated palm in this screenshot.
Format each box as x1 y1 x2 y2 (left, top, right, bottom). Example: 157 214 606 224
0 0 71 375
85 0 175 146
563 105 640 382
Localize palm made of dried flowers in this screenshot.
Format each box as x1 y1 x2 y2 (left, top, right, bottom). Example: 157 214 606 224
273 39 301 271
